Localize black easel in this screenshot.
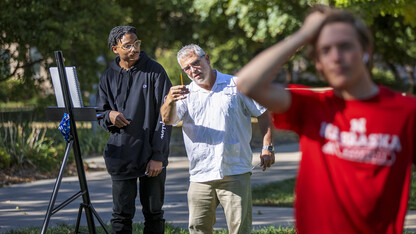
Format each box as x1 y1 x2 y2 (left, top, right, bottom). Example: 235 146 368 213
41 51 109 234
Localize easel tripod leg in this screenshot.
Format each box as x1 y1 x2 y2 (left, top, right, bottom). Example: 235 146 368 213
40 141 73 234
75 203 110 234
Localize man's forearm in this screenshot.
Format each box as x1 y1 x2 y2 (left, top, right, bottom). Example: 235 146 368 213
160 99 179 125
257 111 275 171
235 31 306 114
236 32 307 97
258 111 273 146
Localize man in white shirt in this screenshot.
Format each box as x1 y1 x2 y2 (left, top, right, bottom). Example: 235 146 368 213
160 44 274 234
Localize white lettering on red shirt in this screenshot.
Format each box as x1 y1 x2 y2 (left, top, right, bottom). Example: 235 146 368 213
320 118 401 166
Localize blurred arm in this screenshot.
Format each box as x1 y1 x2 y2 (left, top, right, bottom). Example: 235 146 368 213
236 11 326 114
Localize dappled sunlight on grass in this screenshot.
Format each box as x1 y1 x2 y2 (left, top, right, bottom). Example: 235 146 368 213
252 177 296 207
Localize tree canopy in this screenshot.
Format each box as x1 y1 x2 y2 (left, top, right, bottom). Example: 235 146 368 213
0 0 415 104
0 0 125 100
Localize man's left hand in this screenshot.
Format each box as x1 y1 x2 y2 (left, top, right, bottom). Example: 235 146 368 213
260 150 275 171
145 160 163 177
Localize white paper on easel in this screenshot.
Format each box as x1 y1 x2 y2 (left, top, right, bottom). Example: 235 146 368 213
49 66 84 108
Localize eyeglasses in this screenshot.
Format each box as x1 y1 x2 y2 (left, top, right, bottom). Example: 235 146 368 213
116 40 141 50
182 55 205 73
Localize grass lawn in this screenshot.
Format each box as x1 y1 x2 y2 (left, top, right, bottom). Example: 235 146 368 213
252 168 416 210
3 223 296 234
5 170 416 233
409 169 416 210
252 177 296 207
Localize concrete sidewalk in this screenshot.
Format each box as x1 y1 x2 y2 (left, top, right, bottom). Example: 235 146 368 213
1 143 416 233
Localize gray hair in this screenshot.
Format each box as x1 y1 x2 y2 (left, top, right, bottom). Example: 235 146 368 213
177 44 206 68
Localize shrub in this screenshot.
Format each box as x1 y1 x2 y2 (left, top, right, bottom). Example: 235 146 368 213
0 147 11 169
0 122 60 172
77 125 109 156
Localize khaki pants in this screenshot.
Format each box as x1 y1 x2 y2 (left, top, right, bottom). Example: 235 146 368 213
188 173 252 234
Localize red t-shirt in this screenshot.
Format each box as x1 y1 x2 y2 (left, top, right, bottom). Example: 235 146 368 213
272 85 416 234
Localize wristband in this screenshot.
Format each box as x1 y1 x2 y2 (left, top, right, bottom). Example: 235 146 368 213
262 145 274 153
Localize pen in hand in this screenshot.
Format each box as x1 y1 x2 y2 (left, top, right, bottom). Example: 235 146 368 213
145 166 166 176
252 162 262 170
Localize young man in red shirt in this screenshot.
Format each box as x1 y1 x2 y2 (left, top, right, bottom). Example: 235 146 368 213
237 5 416 234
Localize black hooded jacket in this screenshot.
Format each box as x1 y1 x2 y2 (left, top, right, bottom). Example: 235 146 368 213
97 51 172 180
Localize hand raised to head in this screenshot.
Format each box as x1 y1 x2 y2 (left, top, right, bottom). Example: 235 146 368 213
300 5 331 43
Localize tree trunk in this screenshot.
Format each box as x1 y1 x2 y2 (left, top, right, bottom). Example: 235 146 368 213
406 65 415 95
386 62 401 83
285 61 292 84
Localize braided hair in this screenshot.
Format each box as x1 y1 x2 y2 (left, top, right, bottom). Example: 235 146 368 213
107 26 137 49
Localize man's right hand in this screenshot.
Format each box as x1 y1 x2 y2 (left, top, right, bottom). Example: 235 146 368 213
109 111 131 128
165 85 189 104
160 85 189 125
299 6 329 43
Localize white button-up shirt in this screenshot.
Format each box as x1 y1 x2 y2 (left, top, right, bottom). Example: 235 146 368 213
175 71 266 182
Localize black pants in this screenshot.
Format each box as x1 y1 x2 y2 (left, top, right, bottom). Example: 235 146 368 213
111 169 166 234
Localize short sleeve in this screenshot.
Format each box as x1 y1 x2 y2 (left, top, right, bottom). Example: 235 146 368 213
240 93 267 117
232 76 266 117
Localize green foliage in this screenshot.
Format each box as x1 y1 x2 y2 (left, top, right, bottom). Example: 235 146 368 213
334 0 416 27
253 166 416 211
77 126 109 156
116 0 195 57
408 167 416 210
0 147 11 169
0 121 108 172
252 177 296 207
372 14 416 69
43 123 110 159
155 46 184 86
1 0 416 104
372 67 408 92
0 122 61 172
0 0 126 100
183 0 416 87
330 0 416 83
0 78 37 102
252 225 297 234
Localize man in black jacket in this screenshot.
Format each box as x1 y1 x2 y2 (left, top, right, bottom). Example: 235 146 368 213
97 25 172 234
